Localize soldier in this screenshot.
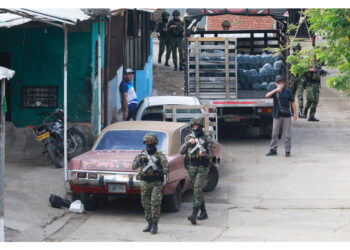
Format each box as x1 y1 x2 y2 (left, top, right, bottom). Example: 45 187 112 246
180 118 214 225
167 10 184 71
289 43 305 118
132 134 169 234
302 59 327 121
156 12 171 66
222 20 231 31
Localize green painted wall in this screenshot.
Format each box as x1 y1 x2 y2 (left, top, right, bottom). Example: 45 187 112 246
0 25 92 127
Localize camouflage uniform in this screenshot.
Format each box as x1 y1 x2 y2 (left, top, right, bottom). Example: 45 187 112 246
289 74 305 112
167 11 184 71
156 12 171 65
303 66 326 121
180 119 214 224
132 134 169 234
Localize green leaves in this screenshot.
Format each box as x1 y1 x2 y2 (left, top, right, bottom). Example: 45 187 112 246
287 9 350 94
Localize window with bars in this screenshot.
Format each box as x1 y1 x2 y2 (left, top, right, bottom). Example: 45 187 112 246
22 86 58 108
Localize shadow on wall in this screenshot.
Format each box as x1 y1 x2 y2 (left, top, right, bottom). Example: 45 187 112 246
5 122 95 161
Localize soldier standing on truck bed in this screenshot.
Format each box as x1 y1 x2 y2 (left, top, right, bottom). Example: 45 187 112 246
132 134 169 234
156 11 171 66
180 118 214 225
289 43 305 118
167 10 184 71
301 57 327 122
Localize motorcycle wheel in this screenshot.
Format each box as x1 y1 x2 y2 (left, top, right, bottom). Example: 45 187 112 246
67 129 87 159
46 141 64 168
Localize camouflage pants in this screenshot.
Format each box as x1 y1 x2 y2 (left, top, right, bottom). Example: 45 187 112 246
170 37 184 66
304 83 320 117
141 180 163 223
159 38 171 62
187 165 209 208
290 80 305 110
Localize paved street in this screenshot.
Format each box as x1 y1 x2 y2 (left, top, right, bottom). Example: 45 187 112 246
44 68 350 241
4 41 350 242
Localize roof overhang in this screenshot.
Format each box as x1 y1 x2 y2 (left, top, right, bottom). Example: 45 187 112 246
0 8 91 28
0 66 15 81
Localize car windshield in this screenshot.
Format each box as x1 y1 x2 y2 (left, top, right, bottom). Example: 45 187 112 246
94 130 168 153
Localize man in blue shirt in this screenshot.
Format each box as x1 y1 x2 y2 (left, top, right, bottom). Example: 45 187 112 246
265 75 297 157
119 68 139 121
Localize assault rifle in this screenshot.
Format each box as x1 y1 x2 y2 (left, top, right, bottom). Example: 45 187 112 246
189 132 206 155
142 150 161 174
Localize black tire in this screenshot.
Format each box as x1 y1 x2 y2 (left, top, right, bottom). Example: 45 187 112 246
204 163 219 192
162 183 182 212
67 128 87 159
46 141 64 168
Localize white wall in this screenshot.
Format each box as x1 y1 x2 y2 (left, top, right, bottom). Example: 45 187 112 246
0 217 4 241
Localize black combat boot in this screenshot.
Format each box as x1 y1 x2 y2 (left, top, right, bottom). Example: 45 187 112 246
300 108 308 119
197 202 208 220
165 60 169 67
308 116 319 122
187 206 200 225
265 149 277 156
158 56 161 64
298 110 304 118
142 222 152 232
174 63 178 71
150 222 158 234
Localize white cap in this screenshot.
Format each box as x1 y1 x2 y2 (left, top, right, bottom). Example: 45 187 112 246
125 68 134 74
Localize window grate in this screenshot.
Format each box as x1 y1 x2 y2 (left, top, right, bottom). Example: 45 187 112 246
22 86 58 108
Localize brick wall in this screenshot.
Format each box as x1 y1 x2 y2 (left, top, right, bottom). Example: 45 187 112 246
207 15 275 30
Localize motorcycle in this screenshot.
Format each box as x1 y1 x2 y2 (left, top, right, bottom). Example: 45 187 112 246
33 109 87 168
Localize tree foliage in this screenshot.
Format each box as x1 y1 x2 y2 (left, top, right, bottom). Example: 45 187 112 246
287 9 350 92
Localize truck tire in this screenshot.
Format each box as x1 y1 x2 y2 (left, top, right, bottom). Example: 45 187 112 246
162 183 182 212
204 163 219 192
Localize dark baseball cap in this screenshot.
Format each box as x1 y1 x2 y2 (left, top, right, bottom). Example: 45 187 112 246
275 75 285 83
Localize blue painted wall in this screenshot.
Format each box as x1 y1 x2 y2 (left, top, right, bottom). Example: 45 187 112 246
135 37 153 102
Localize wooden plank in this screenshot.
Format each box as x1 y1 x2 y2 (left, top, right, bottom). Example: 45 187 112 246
188 37 237 42
188 52 236 57
188 69 237 73
188 45 237 50
195 38 200 98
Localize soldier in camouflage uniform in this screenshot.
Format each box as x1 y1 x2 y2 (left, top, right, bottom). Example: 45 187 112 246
302 59 327 121
167 10 184 71
132 134 169 234
156 12 171 66
180 118 214 225
289 43 305 118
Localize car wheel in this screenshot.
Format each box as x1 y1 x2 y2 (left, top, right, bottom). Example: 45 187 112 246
162 183 182 212
204 163 219 192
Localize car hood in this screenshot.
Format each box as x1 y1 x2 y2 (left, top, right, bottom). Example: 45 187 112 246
74 150 141 172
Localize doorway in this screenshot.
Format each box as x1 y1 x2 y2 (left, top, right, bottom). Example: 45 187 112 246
0 52 12 121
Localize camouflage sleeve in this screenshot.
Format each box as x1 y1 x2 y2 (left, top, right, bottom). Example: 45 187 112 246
131 154 142 170
205 136 215 160
159 153 169 175
179 135 192 155
178 21 184 33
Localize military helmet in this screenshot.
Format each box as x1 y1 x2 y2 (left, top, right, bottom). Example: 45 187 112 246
172 10 180 17
190 118 204 127
161 11 170 18
222 20 231 28
143 133 158 144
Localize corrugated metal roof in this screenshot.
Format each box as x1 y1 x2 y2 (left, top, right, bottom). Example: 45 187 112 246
0 66 15 80
0 8 91 28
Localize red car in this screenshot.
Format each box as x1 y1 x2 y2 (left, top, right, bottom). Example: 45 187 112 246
68 121 222 211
